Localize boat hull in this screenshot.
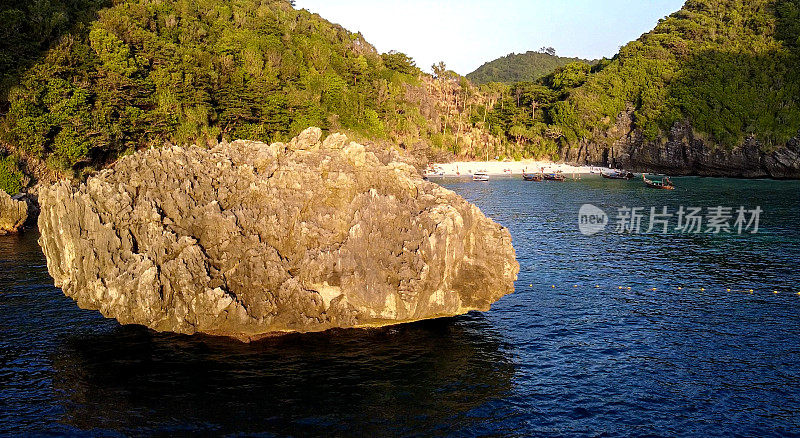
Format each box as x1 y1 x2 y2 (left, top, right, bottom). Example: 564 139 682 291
602 171 634 180
642 175 675 190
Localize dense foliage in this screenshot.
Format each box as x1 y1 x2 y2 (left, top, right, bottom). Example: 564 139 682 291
466 51 594 85
0 0 437 179
2 0 798 193
0 0 112 188
482 0 800 153
0 0 111 98
0 154 25 195
466 61 607 160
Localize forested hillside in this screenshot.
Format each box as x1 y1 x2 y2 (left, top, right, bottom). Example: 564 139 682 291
0 0 512 194
479 0 800 176
0 0 414 191
2 0 799 194
466 50 593 84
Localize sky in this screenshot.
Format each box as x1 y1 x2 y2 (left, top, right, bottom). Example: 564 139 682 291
293 0 687 75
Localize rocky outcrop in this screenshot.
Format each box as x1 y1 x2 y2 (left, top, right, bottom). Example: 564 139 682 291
0 191 28 235
38 128 518 341
622 124 800 178
562 110 800 178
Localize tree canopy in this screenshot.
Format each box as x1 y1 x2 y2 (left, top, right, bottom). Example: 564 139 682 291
0 0 436 184
2 0 799 193
466 51 594 85
480 0 800 156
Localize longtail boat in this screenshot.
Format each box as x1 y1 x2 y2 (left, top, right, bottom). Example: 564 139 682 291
523 173 544 182
643 174 675 190
544 172 567 182
602 170 635 180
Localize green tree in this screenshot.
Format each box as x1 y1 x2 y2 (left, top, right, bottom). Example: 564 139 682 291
0 154 25 195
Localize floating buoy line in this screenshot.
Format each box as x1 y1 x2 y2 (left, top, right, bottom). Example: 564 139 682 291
529 284 797 296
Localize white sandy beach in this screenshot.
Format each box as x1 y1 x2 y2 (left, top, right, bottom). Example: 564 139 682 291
427 160 610 177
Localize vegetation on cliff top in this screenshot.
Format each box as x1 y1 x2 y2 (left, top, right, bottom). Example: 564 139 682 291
0 154 25 195
466 49 594 85
2 0 799 192
0 0 533 191
482 0 800 155
0 0 472 184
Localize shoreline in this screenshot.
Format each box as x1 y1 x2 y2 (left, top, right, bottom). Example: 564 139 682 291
427 161 609 177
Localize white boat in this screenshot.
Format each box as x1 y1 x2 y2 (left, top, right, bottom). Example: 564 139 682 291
473 172 490 182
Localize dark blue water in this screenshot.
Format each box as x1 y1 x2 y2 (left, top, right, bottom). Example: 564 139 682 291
1 176 799 436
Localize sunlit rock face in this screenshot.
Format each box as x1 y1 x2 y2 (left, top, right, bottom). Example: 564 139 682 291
0 191 27 235
38 128 518 341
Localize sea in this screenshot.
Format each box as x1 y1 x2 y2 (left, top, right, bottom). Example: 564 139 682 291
1 176 799 436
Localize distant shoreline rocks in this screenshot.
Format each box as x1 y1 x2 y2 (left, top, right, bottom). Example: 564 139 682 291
37 128 519 341
0 191 28 235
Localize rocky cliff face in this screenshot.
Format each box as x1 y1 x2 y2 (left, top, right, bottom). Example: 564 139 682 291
561 111 800 178
0 191 28 235
38 128 519 341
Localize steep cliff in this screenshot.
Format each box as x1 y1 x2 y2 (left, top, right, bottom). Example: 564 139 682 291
474 0 800 177
562 109 800 178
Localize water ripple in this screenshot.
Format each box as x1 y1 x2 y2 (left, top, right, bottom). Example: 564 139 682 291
1 177 799 436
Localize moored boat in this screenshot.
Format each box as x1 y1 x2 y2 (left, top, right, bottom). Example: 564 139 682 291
523 173 543 182
602 170 635 180
544 172 566 182
643 174 675 190
473 172 490 182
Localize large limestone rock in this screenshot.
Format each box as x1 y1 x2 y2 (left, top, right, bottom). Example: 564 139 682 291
0 191 28 235
38 129 519 341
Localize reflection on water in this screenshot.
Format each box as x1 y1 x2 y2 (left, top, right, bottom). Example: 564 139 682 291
51 319 514 436
2 176 800 436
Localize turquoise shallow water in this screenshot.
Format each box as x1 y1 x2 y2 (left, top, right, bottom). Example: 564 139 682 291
1 176 799 436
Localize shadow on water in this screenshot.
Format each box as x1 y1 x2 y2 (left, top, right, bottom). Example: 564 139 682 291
3 230 518 436
51 316 516 436
0 230 46 267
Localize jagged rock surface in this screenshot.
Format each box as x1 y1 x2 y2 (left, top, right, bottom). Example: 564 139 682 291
38 128 519 341
561 110 800 178
0 191 28 235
